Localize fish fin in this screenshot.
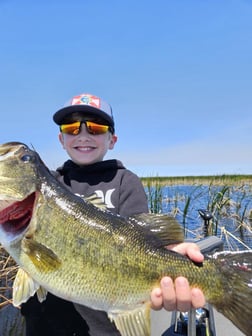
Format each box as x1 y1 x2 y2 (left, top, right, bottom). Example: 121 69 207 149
131 213 184 246
12 268 40 306
84 194 107 210
36 286 48 303
22 238 61 272
210 250 252 336
108 303 151 336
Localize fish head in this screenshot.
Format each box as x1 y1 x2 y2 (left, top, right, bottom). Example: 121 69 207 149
0 142 43 247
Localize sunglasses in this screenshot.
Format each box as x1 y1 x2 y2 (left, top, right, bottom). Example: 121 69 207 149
60 121 111 135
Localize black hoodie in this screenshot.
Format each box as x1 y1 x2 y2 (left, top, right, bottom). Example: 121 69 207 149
54 159 148 217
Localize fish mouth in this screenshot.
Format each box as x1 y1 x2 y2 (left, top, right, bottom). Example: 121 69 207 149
0 192 36 235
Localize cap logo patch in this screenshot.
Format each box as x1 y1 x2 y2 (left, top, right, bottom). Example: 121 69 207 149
71 94 101 108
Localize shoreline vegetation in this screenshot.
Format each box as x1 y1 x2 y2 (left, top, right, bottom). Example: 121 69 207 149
142 174 252 251
141 174 252 186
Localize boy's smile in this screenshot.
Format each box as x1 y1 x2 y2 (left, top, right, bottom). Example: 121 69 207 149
59 125 117 166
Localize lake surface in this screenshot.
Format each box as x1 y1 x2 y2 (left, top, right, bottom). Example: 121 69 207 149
145 184 252 250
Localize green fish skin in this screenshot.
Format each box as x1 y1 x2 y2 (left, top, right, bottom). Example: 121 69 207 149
0 142 251 336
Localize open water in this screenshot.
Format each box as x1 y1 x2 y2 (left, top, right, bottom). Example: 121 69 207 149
146 184 252 250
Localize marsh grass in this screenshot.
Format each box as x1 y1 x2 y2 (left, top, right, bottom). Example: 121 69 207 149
143 176 252 250
0 246 17 309
0 247 25 336
0 245 25 336
146 177 163 214
141 174 252 186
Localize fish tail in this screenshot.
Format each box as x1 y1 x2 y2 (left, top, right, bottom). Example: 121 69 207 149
211 250 252 336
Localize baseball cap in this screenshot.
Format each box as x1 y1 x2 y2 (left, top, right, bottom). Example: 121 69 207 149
53 93 114 130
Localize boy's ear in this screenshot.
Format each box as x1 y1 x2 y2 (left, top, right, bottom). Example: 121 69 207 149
58 133 65 148
109 134 118 149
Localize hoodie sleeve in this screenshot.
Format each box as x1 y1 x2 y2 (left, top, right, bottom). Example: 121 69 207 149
118 170 149 217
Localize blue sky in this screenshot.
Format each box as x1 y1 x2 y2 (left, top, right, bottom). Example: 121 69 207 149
1 0 252 177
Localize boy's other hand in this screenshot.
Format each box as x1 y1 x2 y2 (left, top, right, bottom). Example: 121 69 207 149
150 242 205 312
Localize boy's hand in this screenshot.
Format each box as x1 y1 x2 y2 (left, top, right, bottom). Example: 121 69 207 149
150 243 206 312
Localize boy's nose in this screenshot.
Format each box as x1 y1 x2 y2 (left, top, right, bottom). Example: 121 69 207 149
79 123 91 136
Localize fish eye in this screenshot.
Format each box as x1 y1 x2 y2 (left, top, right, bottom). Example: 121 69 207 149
21 154 34 162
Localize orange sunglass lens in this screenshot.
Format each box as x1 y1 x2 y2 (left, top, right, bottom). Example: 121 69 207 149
86 121 109 134
60 121 81 135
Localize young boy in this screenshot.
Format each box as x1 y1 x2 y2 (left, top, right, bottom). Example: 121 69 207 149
22 93 205 336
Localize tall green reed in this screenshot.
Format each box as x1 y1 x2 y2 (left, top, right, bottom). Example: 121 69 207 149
145 177 163 214
144 177 252 249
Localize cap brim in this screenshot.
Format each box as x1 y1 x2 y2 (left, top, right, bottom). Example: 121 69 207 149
53 105 114 127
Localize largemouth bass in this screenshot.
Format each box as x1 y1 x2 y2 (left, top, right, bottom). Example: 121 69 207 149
0 142 251 336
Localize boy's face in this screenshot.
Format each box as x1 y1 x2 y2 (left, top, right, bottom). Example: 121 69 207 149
59 122 117 166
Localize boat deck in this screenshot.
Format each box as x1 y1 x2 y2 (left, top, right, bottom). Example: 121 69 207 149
151 308 245 335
